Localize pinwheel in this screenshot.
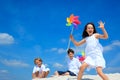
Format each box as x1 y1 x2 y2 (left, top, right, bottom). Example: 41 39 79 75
66 14 81 29
66 14 81 50
76 51 85 62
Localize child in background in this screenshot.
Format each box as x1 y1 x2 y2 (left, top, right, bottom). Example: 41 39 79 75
70 21 109 80
54 48 81 76
32 58 50 79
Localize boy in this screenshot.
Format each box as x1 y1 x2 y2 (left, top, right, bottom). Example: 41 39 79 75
54 48 81 76
32 58 50 79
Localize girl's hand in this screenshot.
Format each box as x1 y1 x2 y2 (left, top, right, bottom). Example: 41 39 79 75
98 21 105 29
70 34 74 41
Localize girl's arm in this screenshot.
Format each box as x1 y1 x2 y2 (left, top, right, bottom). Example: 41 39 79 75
96 21 108 39
70 35 86 46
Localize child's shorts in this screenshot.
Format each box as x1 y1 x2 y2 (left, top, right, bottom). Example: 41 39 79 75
57 70 76 76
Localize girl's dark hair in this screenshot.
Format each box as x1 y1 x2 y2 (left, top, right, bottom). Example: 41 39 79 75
67 48 74 54
82 22 97 38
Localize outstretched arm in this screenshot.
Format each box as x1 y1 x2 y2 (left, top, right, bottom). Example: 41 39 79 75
70 35 86 46
97 21 108 39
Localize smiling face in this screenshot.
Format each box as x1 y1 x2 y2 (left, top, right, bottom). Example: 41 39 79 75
68 52 74 60
82 22 97 38
86 24 94 36
34 58 42 67
35 59 42 67
67 49 74 60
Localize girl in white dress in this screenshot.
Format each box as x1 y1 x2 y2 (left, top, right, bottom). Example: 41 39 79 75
70 21 109 80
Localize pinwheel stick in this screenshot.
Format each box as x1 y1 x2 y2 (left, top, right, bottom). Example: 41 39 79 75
67 26 74 50
66 14 81 51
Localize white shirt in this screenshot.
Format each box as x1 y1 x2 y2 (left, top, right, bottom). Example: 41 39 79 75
32 64 49 73
67 57 81 75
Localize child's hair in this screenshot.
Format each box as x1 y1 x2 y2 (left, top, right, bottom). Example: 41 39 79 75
34 58 42 65
67 48 74 54
82 22 97 38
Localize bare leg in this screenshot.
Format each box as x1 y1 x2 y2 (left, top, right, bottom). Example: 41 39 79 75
54 71 59 76
32 71 39 79
77 62 88 80
54 71 69 76
38 71 46 78
44 71 50 77
32 73 37 79
62 72 69 76
96 67 109 80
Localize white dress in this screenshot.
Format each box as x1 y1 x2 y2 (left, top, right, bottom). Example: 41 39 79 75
84 34 105 69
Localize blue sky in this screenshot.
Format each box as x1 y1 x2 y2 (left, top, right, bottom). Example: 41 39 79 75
0 0 120 80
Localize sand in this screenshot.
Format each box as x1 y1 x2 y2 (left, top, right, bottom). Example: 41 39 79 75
32 73 120 80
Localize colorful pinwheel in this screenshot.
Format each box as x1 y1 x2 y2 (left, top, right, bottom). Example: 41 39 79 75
76 51 85 62
66 14 81 50
66 14 81 29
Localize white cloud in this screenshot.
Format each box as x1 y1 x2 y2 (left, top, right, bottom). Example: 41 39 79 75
51 48 57 51
0 33 14 45
61 38 67 43
104 40 120 52
53 63 63 68
103 46 112 52
0 69 10 80
0 70 9 74
104 67 120 73
58 48 66 54
0 59 29 67
107 53 120 67
45 48 66 54
112 40 120 46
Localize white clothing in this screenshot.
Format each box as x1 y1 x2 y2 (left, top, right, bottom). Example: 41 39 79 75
84 34 105 69
67 57 81 76
32 64 50 73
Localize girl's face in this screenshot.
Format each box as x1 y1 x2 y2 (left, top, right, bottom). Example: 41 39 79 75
86 24 94 36
35 60 42 67
68 52 74 60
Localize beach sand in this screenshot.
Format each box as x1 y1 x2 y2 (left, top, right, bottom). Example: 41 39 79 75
32 73 120 80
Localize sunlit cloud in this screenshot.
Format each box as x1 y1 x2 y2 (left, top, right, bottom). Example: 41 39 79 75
0 33 14 45
0 69 11 80
0 70 9 74
61 38 67 43
0 59 29 67
104 67 120 73
104 40 120 52
53 63 64 69
45 48 66 54
51 48 57 51
58 48 66 54
107 52 120 67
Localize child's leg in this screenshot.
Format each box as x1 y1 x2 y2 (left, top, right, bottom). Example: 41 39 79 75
44 71 49 77
38 71 46 78
54 71 59 76
54 71 65 76
32 71 39 78
63 72 69 76
77 62 88 80
96 67 109 80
